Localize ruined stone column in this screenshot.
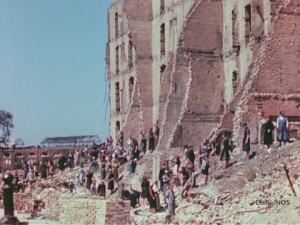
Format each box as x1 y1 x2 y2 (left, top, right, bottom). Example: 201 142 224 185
0 172 28 225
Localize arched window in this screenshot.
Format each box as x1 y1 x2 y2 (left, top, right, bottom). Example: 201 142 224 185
15 153 23 159
160 64 166 80
232 71 238 95
115 12 119 38
41 152 49 158
160 23 165 56
116 46 119 74
3 153 11 165
232 8 238 47
116 82 120 112
116 121 120 134
160 0 165 15
28 152 36 158
129 77 134 101
27 152 36 165
245 4 252 44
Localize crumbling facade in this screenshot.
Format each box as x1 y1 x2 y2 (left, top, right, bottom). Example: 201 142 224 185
106 0 300 149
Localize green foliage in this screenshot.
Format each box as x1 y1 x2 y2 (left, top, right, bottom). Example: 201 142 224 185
0 110 14 146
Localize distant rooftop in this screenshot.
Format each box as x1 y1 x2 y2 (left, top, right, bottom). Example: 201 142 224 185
41 135 101 147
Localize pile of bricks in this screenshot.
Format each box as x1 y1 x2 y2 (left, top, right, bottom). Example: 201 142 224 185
105 201 131 225
60 197 100 225
14 192 33 213
40 188 60 221
15 187 132 224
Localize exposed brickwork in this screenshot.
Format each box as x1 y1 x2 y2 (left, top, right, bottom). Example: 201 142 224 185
107 0 299 151
105 201 131 225
233 0 300 145
14 193 33 214
158 54 175 130
166 0 225 147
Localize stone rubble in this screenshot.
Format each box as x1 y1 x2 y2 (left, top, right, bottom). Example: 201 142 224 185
11 141 300 225
126 141 300 224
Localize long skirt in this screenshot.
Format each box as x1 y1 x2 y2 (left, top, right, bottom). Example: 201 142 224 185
167 202 175 216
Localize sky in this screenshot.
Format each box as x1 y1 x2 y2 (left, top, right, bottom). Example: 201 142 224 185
0 0 114 145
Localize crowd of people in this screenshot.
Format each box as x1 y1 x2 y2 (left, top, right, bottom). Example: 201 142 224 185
8 111 291 221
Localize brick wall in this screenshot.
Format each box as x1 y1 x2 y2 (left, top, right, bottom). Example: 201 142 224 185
0 147 98 170
163 0 225 147
108 0 153 142
234 0 300 143
158 54 175 129
250 1 300 94
107 0 299 151
14 193 33 214
42 193 131 225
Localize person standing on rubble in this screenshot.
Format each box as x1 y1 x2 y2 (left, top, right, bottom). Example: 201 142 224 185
79 164 85 186
199 148 209 185
158 164 166 191
98 180 106 198
40 160 47 180
141 176 150 205
27 165 36 185
277 111 289 146
58 155 66 172
218 133 231 168
148 128 155 152
86 169 93 190
242 123 251 159
264 115 275 151
106 168 115 194
165 184 175 221
140 131 147 155
90 157 98 174
74 149 80 167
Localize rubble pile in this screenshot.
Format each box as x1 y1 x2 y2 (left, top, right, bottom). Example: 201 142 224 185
130 141 300 224
19 142 300 224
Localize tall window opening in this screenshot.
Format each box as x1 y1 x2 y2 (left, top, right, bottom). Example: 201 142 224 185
115 82 120 112
128 40 133 69
160 23 165 56
232 71 238 96
245 4 252 44
115 12 119 38
232 9 238 47
116 121 120 134
160 65 166 80
160 0 165 15
116 46 119 75
129 77 134 102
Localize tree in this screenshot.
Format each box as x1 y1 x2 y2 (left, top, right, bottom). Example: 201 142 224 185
0 110 14 147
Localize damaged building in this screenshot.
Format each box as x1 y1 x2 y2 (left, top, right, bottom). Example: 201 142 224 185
106 0 300 149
